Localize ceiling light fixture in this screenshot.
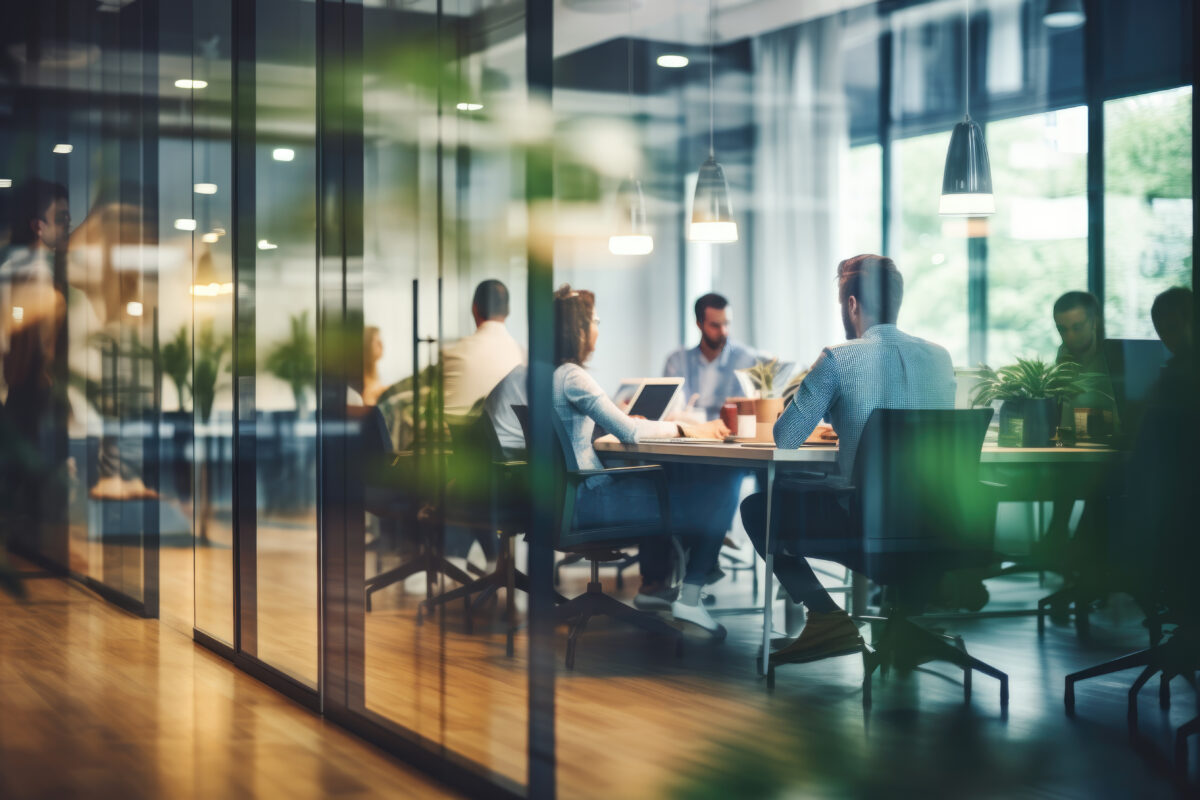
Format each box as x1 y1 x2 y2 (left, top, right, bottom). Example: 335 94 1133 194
687 0 737 243
174 218 198 231
193 183 218 195
0 179 11 188
939 0 994 217
53 144 73 154
610 0 654 257
456 102 483 111
1044 0 1085 28
257 240 278 250
656 54 688 68
174 79 208 89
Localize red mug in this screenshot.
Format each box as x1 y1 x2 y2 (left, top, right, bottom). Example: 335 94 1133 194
720 402 738 432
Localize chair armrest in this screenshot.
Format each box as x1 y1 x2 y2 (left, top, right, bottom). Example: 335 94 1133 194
572 464 664 478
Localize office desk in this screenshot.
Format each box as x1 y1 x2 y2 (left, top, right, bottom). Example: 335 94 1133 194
595 437 1120 675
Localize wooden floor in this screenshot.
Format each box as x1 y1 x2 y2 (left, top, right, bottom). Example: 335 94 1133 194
360 560 1198 799
0 564 457 800
45 512 1200 800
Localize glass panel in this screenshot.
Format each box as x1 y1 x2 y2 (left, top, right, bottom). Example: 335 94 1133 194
1104 86 1193 339
892 130 970 364
254 0 319 686
188 0 236 644
985 107 1089 367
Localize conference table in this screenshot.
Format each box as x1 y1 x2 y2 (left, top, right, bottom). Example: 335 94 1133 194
594 435 1120 675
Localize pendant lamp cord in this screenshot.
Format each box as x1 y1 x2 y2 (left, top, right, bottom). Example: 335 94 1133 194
964 0 970 118
708 0 715 157
628 0 634 115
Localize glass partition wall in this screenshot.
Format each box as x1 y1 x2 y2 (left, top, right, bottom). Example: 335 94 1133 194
1 0 1193 798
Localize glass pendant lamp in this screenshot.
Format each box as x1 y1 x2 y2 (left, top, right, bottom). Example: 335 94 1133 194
1044 0 1085 29
687 0 737 242
940 0 995 217
609 0 654 255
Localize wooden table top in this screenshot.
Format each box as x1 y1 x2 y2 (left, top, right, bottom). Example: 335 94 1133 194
594 436 1120 465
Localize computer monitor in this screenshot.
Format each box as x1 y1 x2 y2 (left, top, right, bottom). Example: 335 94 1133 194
1102 338 1170 441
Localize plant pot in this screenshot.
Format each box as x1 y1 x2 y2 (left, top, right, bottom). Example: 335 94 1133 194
751 397 786 443
998 398 1058 447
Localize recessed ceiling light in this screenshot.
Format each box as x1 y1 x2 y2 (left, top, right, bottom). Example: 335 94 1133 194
126 301 144 317
174 79 208 89
656 54 688 68
201 232 220 243
174 219 198 231
53 144 73 154
0 179 11 188
272 148 295 162
456 102 483 111
193 183 218 195
257 240 278 250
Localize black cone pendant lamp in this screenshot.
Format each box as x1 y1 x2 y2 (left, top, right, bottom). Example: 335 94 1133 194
610 0 654 255
688 0 737 243
940 0 995 216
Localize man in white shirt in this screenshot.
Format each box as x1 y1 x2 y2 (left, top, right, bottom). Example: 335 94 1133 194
441 280 524 416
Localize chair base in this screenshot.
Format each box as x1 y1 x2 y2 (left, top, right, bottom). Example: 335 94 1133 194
556 580 683 670
862 615 1008 711
421 559 568 635
1065 625 1200 774
365 551 475 613
554 552 639 590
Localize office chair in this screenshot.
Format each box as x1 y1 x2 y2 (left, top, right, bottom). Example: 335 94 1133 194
768 408 1008 711
513 405 683 669
420 413 565 648
1063 407 1199 775
359 405 477 613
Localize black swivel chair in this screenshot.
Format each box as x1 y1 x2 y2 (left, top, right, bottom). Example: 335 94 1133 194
360 405 477 612
1063 406 1199 775
420 413 565 648
772 408 1008 710
513 405 683 669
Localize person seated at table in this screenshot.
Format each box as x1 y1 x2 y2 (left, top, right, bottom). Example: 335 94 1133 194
739 254 956 664
1149 286 1194 404
552 285 734 636
1040 290 1118 554
663 293 762 421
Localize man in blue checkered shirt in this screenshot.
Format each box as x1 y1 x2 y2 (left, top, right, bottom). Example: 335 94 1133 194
740 254 956 666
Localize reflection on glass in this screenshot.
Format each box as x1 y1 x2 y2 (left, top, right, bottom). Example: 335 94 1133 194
253 0 319 687
1104 86 1193 339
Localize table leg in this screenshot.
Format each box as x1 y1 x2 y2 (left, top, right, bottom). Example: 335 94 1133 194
761 461 775 676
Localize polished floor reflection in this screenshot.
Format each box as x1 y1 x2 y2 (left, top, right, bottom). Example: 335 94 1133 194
0 561 455 800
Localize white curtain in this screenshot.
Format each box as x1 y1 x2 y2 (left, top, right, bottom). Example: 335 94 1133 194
751 15 848 370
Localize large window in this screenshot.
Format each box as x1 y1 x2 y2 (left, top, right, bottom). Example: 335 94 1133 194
892 131 970 365
985 107 1089 366
1104 86 1194 339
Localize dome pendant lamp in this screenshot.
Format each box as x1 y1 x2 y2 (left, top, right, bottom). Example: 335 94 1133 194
687 0 738 243
610 0 655 256
939 0 995 217
1044 0 1085 29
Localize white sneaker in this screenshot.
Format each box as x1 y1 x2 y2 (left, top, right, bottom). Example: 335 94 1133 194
671 600 727 639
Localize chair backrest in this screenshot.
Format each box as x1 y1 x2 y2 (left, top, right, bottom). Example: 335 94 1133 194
1112 405 1198 615
511 403 662 550
853 408 994 555
1102 338 1170 443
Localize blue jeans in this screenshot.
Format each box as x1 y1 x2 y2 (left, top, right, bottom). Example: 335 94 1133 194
573 464 742 586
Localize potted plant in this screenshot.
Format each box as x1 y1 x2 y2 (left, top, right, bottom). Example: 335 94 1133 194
265 310 317 413
736 358 794 443
970 357 1095 447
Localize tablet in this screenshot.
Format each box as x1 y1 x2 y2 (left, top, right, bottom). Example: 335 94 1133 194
627 378 683 421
